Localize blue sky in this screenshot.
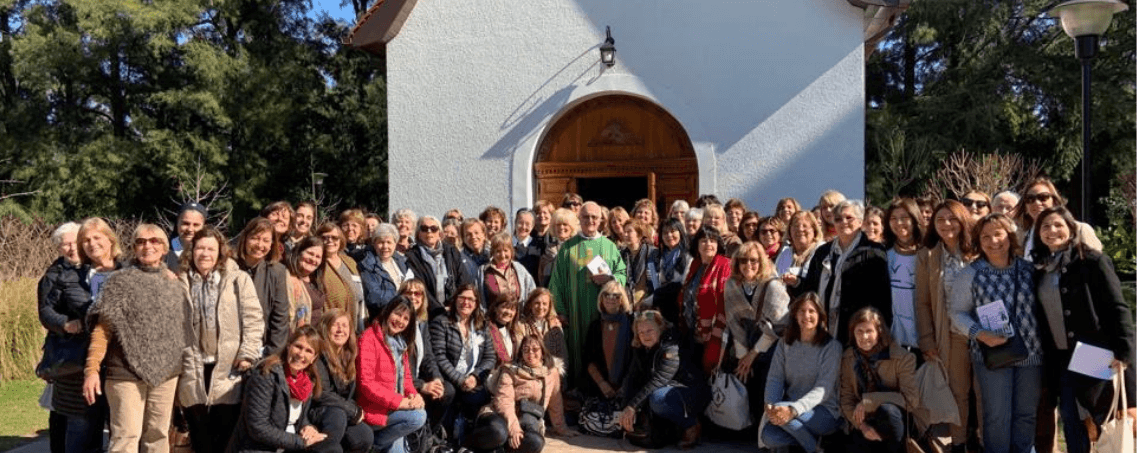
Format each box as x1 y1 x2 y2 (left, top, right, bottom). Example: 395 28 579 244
312 0 357 24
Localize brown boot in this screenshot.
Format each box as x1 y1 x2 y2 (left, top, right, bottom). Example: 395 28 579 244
678 421 700 449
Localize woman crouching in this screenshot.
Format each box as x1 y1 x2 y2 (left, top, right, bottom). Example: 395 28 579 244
465 335 573 453
230 326 328 453
840 307 919 453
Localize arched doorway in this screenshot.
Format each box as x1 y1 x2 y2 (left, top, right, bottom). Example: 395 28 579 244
533 95 698 213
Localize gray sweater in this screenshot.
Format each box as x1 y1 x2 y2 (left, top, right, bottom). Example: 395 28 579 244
764 336 841 419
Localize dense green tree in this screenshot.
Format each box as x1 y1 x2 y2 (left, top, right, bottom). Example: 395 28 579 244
0 0 387 227
865 0 1135 226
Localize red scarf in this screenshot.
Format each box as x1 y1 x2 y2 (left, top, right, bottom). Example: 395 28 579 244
285 368 313 402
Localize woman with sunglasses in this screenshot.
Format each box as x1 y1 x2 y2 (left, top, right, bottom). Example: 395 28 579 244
581 281 634 400
83 224 188 453
404 216 465 319
960 191 992 222
723 242 790 422
316 223 365 331
1011 177 1101 261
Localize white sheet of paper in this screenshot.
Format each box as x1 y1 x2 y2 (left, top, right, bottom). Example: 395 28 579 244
1067 341 1116 380
976 300 1015 337
586 254 610 276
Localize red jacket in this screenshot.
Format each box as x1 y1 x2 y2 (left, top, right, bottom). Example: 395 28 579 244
357 324 418 426
681 254 732 374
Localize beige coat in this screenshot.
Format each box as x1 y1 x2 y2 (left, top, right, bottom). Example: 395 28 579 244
839 343 919 423
177 258 265 407
914 244 967 361
486 363 568 435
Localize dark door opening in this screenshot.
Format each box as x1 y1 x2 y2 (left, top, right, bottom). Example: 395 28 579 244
576 177 648 212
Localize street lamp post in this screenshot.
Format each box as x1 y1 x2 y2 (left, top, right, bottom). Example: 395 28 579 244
1048 0 1128 223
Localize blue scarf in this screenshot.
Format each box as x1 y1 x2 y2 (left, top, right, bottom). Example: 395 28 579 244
600 312 632 383
386 333 407 393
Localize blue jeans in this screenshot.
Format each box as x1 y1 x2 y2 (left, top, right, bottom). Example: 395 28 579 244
372 409 427 453
63 400 107 453
761 406 840 453
647 386 700 429
974 362 1041 453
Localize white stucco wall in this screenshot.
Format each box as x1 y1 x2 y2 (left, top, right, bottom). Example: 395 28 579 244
385 0 865 219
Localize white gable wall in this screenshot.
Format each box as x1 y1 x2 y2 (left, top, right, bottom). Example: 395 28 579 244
386 0 865 218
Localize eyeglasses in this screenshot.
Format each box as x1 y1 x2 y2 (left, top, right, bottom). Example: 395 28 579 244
134 237 164 246
835 215 858 224
759 228 779 235
580 214 601 221
403 290 423 297
736 257 761 265
456 295 477 303
1024 193 1054 204
961 199 990 209
320 235 341 242
565 202 582 207
419 225 440 233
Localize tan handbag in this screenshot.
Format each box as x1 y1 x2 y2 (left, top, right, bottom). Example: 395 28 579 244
1093 364 1133 453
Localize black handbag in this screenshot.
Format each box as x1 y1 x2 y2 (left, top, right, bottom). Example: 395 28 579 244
979 334 1028 369
35 333 87 380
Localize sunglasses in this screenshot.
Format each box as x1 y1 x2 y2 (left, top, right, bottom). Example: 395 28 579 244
565 202 582 207
736 257 762 265
961 199 990 209
134 237 164 246
1024 193 1055 204
403 290 423 297
419 225 440 233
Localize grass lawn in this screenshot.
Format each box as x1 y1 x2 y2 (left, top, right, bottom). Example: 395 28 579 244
0 379 49 451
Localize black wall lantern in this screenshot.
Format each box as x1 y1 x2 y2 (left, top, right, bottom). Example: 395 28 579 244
600 26 616 68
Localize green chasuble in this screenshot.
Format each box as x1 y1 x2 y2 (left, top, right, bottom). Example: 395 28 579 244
548 234 626 387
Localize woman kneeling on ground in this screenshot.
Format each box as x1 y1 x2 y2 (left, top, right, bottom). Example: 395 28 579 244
617 310 710 449
761 292 842 453
358 297 428 453
839 307 919 453
465 335 574 453
309 309 373 453
230 326 329 453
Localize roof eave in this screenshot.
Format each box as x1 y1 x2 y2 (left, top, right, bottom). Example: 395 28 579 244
342 0 419 54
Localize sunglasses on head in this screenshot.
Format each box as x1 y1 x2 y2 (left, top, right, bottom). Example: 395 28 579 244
419 225 440 233
961 199 989 209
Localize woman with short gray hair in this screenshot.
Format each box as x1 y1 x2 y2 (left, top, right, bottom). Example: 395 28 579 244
793 199 892 345
359 223 414 322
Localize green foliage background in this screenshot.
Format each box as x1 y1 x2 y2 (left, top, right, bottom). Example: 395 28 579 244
0 0 387 225
865 0 1134 215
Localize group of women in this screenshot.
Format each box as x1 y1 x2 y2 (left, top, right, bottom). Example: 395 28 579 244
35 177 1134 453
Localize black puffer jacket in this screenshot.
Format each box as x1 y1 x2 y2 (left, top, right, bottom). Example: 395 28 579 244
621 330 707 410
311 354 362 424
412 320 442 388
429 316 497 387
230 363 313 453
38 257 92 334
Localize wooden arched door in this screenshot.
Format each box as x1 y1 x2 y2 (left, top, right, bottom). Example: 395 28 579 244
534 95 697 212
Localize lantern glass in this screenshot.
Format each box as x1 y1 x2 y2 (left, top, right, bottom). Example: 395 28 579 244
1050 0 1128 38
